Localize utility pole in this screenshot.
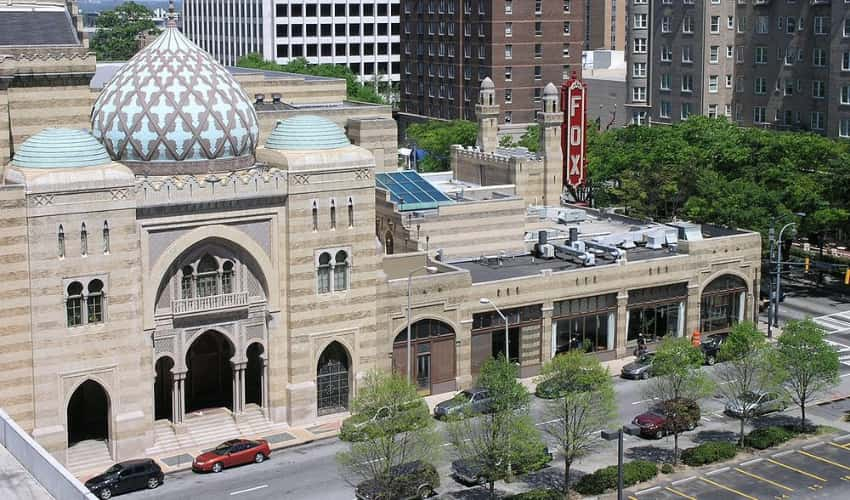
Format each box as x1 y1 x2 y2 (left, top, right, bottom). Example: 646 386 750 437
767 223 775 339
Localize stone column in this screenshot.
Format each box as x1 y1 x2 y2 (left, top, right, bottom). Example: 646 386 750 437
541 305 554 363
232 362 246 415
686 283 701 338
173 372 187 425
615 292 629 357
260 354 270 418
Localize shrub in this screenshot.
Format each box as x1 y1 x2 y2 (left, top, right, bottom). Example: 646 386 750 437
661 463 674 474
574 460 658 495
745 426 796 450
681 442 737 466
508 489 563 500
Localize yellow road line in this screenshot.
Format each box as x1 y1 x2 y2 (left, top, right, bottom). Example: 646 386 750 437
699 477 759 500
664 486 697 500
766 458 827 482
629 496 639 500
829 441 850 452
798 450 850 472
734 467 794 492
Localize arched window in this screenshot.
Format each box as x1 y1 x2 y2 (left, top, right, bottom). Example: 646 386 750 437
317 252 331 293
102 221 110 254
312 201 319 231
58 225 65 258
196 254 218 297
66 282 83 326
330 199 337 230
181 266 194 299
221 261 234 294
80 223 88 256
347 198 354 228
334 251 349 291
87 279 104 323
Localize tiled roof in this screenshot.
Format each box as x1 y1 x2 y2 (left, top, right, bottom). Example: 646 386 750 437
0 11 79 46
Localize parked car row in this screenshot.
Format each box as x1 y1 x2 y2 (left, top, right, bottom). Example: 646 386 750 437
619 333 732 380
85 439 271 499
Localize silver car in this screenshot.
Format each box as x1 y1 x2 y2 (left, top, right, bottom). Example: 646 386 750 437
433 388 492 419
725 391 788 418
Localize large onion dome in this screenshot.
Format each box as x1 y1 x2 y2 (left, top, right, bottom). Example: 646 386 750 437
90 26 259 175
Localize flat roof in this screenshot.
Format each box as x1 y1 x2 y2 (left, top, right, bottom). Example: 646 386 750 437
376 170 455 211
451 246 673 284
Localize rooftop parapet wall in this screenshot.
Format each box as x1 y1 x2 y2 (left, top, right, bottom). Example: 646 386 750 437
135 169 289 208
0 49 94 75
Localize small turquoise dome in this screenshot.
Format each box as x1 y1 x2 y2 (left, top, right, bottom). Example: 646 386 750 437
265 115 351 151
12 129 111 168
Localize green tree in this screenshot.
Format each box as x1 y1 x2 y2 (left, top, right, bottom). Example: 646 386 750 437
715 322 778 446
405 120 478 171
447 357 541 499
644 337 715 464
517 124 540 153
90 2 158 61
499 135 516 148
775 319 840 432
237 54 385 104
337 371 440 495
537 351 617 494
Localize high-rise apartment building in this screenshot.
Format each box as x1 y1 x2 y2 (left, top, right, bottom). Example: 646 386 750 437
399 0 584 127
625 0 850 138
585 0 626 50
182 0 401 82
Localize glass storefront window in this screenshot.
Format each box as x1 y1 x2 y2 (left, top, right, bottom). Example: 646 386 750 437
554 313 612 354
627 302 682 343
701 292 742 333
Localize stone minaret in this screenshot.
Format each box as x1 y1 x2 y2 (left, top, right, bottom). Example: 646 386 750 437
475 77 499 152
539 83 564 206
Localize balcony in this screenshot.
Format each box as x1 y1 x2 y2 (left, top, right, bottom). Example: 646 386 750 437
172 292 250 317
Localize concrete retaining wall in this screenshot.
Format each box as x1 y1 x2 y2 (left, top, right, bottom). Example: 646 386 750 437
0 408 95 500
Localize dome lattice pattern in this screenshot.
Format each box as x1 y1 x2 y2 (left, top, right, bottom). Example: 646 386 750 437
91 28 259 171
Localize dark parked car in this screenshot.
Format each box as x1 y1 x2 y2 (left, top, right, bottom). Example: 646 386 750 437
192 439 271 473
725 391 788 418
434 388 492 419
451 446 552 485
354 460 439 499
700 332 729 365
621 352 656 379
632 399 701 439
85 459 163 499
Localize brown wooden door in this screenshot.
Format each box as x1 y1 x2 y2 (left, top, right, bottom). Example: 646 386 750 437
393 344 408 378
430 337 456 385
471 332 492 378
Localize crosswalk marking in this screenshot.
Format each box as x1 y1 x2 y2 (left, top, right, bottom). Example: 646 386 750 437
814 310 850 334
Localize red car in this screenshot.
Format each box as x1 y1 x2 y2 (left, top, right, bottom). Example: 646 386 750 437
633 399 700 439
192 439 271 473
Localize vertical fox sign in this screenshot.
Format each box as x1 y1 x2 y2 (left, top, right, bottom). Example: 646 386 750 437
561 75 587 190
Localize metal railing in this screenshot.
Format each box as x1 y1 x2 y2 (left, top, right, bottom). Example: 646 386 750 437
172 291 249 315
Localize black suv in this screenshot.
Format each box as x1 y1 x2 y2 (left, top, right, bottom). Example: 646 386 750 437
355 460 439 499
85 459 163 499
451 446 553 485
700 332 729 365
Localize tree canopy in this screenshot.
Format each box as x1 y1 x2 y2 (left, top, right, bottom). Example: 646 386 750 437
237 54 386 104
90 2 159 61
405 120 478 171
588 117 850 248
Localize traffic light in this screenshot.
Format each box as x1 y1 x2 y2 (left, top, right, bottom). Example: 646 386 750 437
805 257 810 273
845 268 850 285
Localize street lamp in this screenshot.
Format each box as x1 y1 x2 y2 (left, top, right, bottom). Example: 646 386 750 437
406 266 438 383
601 427 626 500
774 214 804 329
766 213 804 337
480 298 510 363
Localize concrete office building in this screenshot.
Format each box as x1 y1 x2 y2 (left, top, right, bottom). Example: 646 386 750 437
624 0 850 136
182 0 401 81
398 0 584 131
585 0 626 50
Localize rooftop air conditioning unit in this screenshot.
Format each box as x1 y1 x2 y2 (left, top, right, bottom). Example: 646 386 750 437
646 232 665 249
540 244 555 259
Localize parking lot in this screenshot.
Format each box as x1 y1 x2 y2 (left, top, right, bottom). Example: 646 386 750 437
630 434 850 500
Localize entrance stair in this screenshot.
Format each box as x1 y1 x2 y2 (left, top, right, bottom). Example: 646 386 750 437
67 439 112 476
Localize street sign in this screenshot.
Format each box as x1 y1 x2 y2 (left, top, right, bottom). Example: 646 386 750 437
561 75 588 189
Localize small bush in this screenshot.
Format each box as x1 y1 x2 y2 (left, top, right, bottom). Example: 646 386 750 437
508 489 563 500
681 442 737 466
574 460 658 495
745 426 796 450
661 463 674 474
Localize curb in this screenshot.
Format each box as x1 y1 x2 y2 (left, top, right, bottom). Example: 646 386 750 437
161 432 341 477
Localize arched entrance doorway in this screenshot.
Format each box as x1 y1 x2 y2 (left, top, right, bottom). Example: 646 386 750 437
317 342 350 416
701 275 748 335
67 380 109 447
245 343 264 407
186 331 234 413
154 357 174 421
393 319 456 394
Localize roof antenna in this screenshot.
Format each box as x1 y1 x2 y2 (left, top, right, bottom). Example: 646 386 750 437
167 0 178 29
